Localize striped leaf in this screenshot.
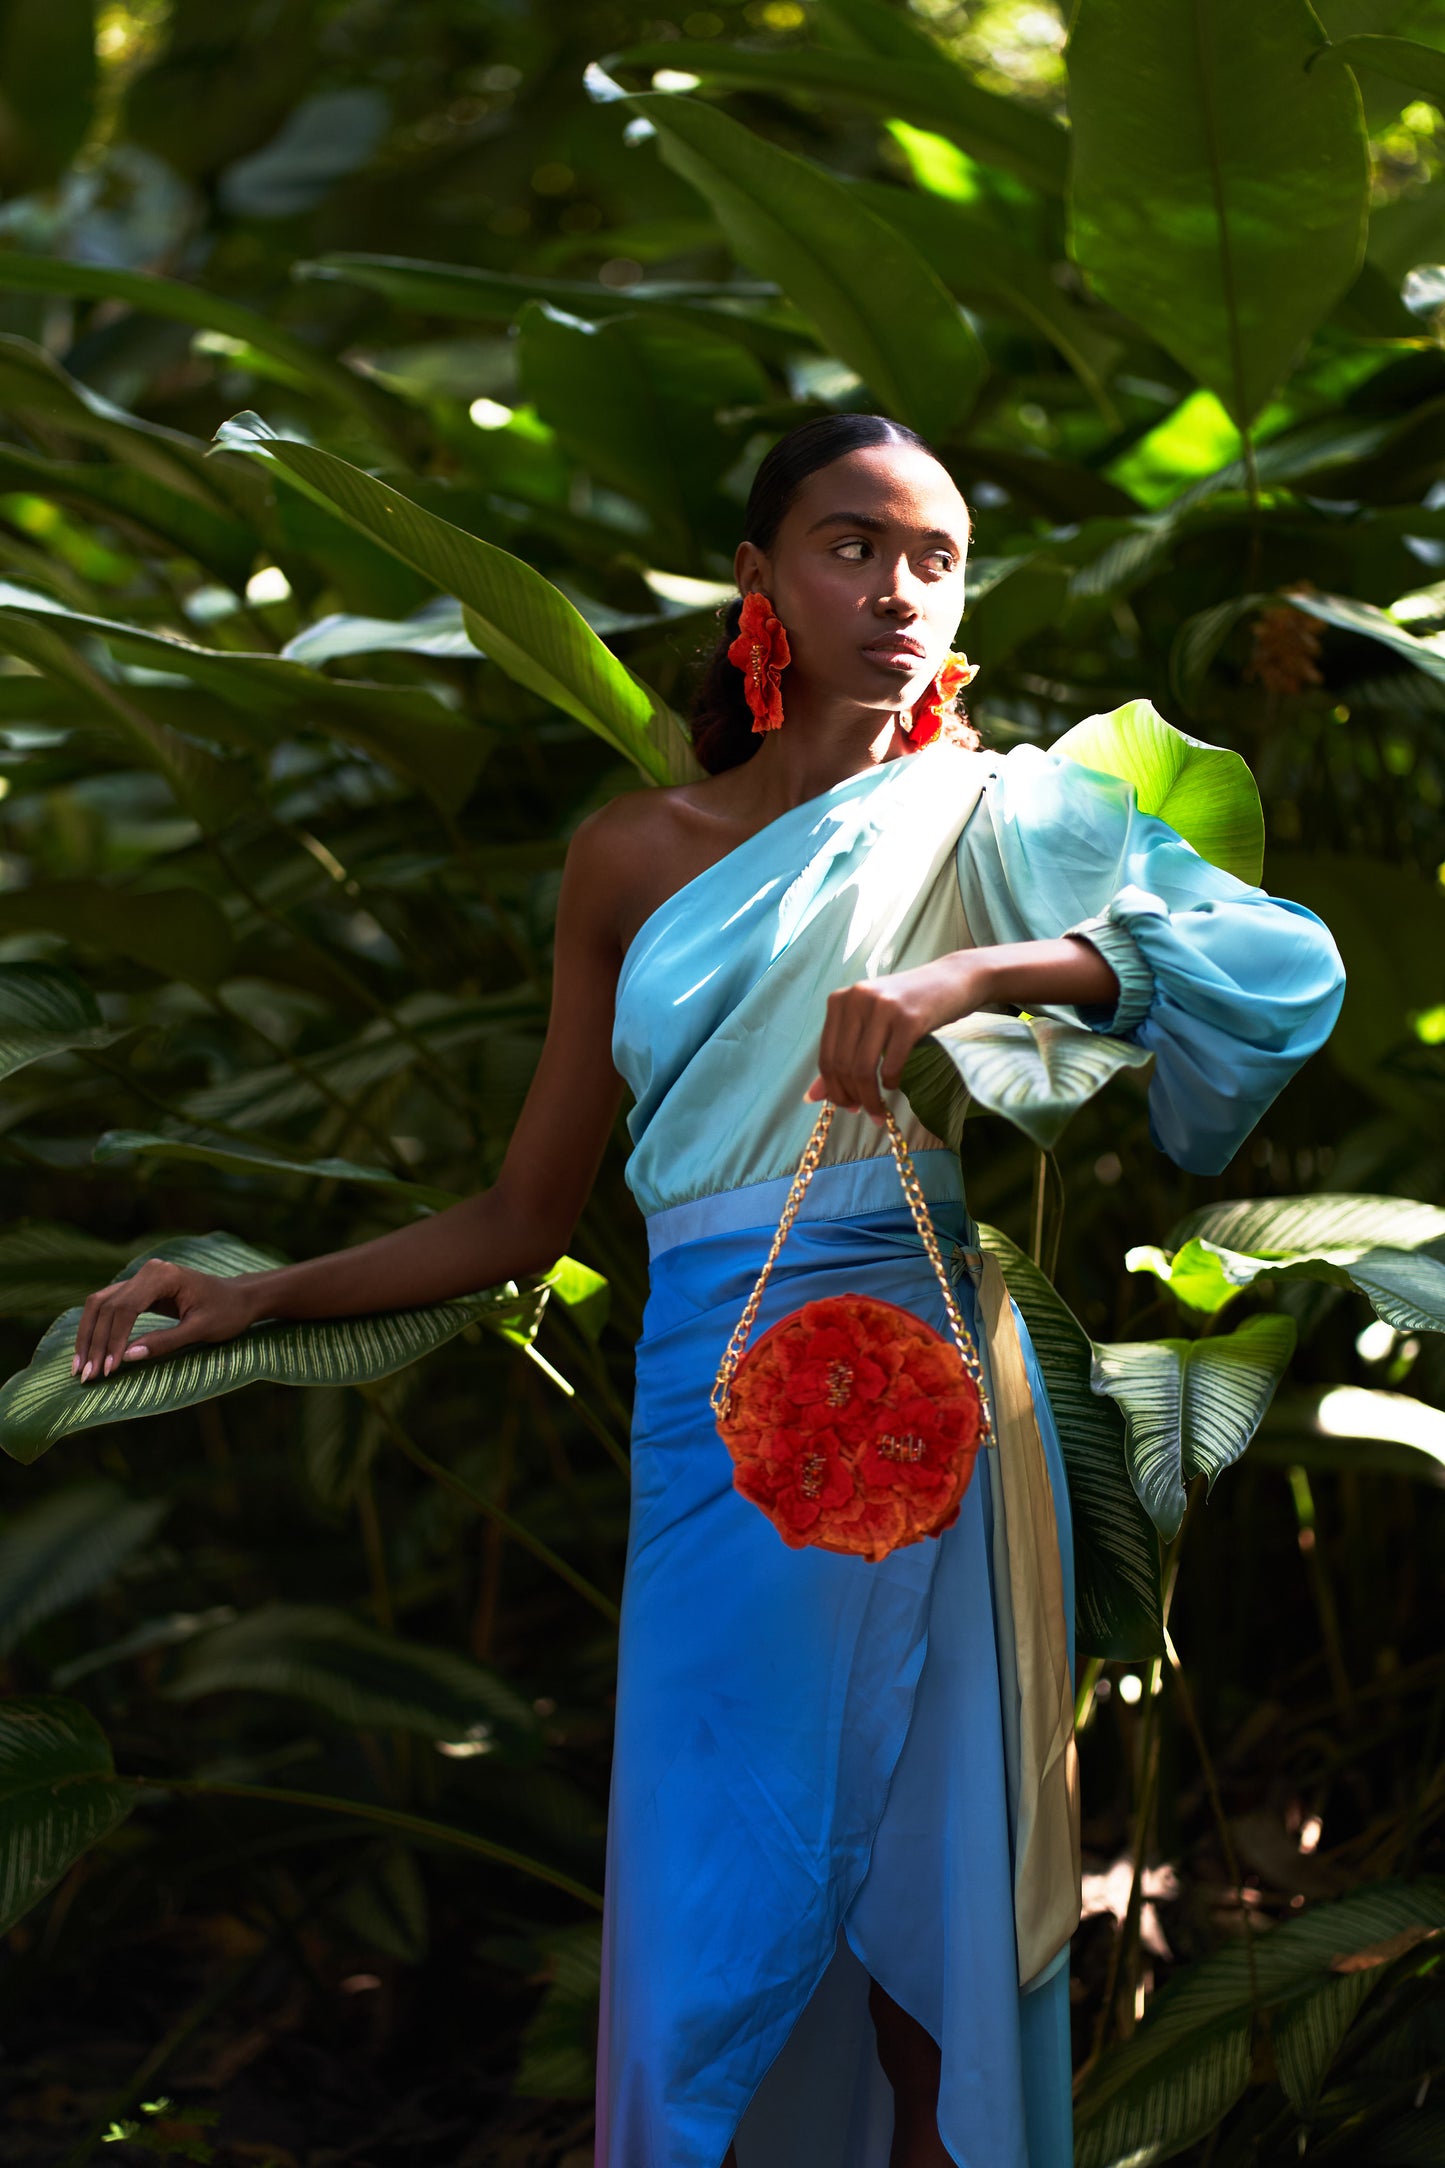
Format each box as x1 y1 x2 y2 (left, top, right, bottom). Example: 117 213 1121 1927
1090 1316 1298 1538
0 1230 545 1466
92 1129 461 1213
214 413 698 787
916 1012 1152 1152
1171 1193 1445 1255
0 1483 169 1655
163 1602 539 1757
1076 1879 1445 2166
1148 1194 1445 1335
979 1223 1162 1661
0 1698 135 1935
1274 1967 1376 2113
0 962 123 1084
1051 698 1265 885
513 1920 604 2099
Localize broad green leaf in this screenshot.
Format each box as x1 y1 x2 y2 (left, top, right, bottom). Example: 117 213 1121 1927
0 582 488 814
610 39 1067 195
0 1230 545 1466
1284 586 1445 685
91 1129 461 1213
1051 698 1266 885
907 1013 1152 1153
0 441 258 591
0 0 94 190
622 93 986 443
517 302 768 569
1170 1192 1445 1256
1130 1230 1445 1334
0 1223 136 1321
0 961 124 1084
0 1698 135 1936
514 1921 604 2099
1066 0 1369 426
164 1602 538 1756
215 414 699 786
0 255 400 440
1075 1879 1445 2166
1090 1315 1298 1537
0 879 234 989
1323 32 1445 106
978 1223 1162 1661
282 599 475 665
543 1257 611 1345
297 251 774 323
1274 1968 1377 2112
0 1483 169 1655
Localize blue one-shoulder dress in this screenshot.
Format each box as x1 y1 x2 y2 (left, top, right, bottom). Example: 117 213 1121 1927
599 738 1344 2168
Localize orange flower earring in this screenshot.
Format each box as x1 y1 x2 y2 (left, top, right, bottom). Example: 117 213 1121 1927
727 591 791 733
907 650 979 747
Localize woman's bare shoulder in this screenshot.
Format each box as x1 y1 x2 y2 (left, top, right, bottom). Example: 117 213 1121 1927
564 784 731 954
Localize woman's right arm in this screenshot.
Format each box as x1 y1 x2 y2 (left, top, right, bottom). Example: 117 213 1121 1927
72 806 631 1382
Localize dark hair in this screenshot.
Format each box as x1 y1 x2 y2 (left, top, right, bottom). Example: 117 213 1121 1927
689 413 977 773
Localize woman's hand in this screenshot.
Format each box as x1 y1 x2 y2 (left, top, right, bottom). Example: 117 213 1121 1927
805 952 995 1123
72 1259 263 1383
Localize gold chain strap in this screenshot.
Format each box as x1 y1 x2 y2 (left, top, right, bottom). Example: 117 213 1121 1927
709 1102 993 1438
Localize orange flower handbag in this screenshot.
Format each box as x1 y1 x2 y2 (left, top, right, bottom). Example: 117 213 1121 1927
710 1102 993 1563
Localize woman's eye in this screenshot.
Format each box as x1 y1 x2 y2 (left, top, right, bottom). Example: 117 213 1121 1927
924 551 956 574
835 540 871 561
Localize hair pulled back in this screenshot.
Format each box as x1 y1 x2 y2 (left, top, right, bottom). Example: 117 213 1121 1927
689 413 977 774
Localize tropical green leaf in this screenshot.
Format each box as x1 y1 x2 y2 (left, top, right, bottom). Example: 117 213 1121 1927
281 599 475 664
0 1224 137 1322
0 879 234 989
1274 1967 1378 2113
0 441 258 591
1284 586 1445 685
609 38 1067 195
516 302 768 568
1065 0 1369 426
908 1012 1152 1153
0 961 124 1083
91 1129 461 1212
621 93 986 442
513 1920 603 2098
1090 1316 1298 1537
1076 1878 1445 2166
0 1698 135 1936
978 1223 1162 1660
1171 1191 1445 1255
1323 32 1445 107
0 581 488 814
0 1483 170 1655
1129 1227 1445 1335
0 1229 544 1466
297 251 783 332
1050 698 1266 885
163 1601 539 1755
214 414 699 786
0 255 400 439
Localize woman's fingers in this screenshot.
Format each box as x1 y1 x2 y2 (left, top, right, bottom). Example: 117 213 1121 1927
814 986 904 1122
72 1260 182 1382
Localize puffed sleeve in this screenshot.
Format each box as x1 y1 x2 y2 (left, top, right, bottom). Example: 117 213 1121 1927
955 744 1346 1175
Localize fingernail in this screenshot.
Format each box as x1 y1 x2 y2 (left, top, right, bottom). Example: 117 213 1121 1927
71 1356 79 1376
123 1345 147 1361
103 1355 114 1376
81 1361 92 1382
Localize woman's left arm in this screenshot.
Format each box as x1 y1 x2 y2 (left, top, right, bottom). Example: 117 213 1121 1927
809 745 1347 1170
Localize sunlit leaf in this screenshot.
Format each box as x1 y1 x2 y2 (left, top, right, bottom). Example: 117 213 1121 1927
0 1698 134 1936
1051 698 1265 885
1066 0 1369 425
1090 1315 1298 1537
906 1012 1152 1153
622 93 986 443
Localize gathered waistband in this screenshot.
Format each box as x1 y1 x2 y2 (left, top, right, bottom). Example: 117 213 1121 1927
643 1149 967 1260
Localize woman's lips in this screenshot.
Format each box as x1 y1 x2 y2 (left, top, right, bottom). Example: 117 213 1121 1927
860 639 928 674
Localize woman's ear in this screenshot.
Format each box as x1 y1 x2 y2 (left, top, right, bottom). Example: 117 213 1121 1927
734 540 769 595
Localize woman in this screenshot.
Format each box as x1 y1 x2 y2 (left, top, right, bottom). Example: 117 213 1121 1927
71 415 1346 2167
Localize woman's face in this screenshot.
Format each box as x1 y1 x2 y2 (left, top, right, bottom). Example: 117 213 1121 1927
735 443 971 718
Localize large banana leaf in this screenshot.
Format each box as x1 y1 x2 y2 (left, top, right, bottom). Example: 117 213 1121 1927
0 1698 135 1936
163 1602 539 1757
1090 1315 1298 1537
904 1014 1152 1153
979 1223 1162 1661
1074 1878 1445 2166
609 37 1067 195
0 961 126 1084
0 1483 170 1656
1065 0 1369 427
0 582 489 814
1144 1194 1445 1332
0 879 234 990
1050 698 1265 885
214 414 698 787
621 93 986 444
0 1230 547 1466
